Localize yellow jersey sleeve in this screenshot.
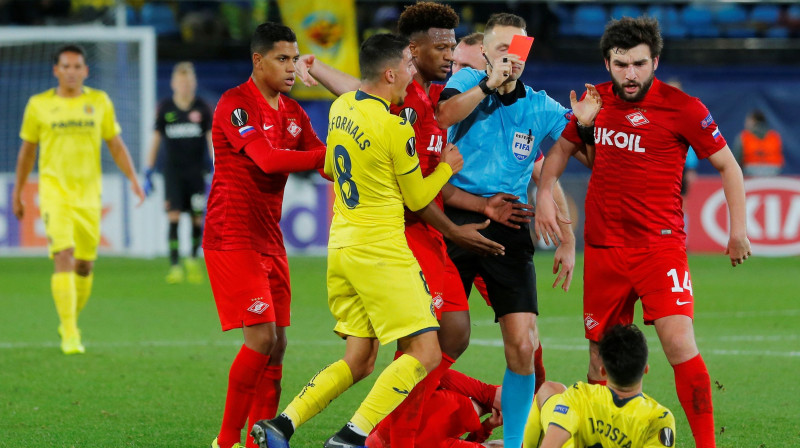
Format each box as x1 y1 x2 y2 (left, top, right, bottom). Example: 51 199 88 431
99 91 121 140
643 407 676 448
547 384 583 436
19 96 42 144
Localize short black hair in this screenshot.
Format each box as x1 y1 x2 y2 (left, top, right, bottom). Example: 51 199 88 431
53 44 86 65
600 17 663 61
750 109 766 124
599 324 649 388
485 13 527 34
251 21 297 55
397 2 459 37
359 33 409 82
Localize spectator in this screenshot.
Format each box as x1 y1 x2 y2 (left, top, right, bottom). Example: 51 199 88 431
732 109 784 177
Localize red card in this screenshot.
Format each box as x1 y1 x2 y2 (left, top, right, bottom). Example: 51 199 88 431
508 35 534 62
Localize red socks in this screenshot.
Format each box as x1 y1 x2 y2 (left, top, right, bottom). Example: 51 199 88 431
245 365 283 448
673 354 715 448
378 352 455 448
218 345 269 448
534 344 546 394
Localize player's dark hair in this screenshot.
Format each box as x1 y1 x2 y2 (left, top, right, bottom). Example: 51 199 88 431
750 109 766 124
53 44 86 65
460 32 484 46
359 33 410 82
600 16 663 61
397 2 459 37
251 21 296 55
599 324 649 387
485 13 527 34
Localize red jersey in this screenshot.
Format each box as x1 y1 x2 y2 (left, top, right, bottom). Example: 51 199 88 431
562 78 726 248
391 80 447 226
204 78 325 254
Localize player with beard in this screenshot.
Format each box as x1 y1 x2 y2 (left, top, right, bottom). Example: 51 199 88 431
534 17 751 448
294 4 534 447
452 33 485 75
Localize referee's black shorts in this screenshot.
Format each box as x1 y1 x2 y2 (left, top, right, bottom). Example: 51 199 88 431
444 206 538 320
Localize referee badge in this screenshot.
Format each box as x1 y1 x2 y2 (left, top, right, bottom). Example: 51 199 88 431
230 108 249 127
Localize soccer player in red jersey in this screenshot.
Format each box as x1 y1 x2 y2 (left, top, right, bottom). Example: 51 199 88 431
294 4 532 447
203 22 326 448
366 369 503 448
535 17 751 448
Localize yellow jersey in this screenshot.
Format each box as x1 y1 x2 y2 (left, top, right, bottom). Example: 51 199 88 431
325 90 424 248
548 382 676 448
19 87 121 206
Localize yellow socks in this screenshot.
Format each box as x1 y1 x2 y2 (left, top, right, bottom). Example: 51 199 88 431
283 359 354 429
523 395 543 448
75 272 93 316
51 272 77 336
350 354 427 434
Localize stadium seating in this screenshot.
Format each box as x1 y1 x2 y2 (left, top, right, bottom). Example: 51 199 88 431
682 4 720 38
140 3 179 37
646 4 687 38
716 4 756 38
573 4 608 37
610 4 642 20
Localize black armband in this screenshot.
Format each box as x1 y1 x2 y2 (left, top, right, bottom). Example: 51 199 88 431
478 76 496 95
576 121 595 146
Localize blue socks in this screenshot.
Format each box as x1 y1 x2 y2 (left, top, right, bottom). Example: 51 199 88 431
502 367 535 448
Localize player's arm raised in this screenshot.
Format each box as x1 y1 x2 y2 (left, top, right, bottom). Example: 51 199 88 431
107 135 145 206
295 54 360 96
707 146 751 266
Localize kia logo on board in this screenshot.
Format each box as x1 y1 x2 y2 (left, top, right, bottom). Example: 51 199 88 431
701 178 800 256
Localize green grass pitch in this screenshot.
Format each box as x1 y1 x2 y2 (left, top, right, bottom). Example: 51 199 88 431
1 254 798 447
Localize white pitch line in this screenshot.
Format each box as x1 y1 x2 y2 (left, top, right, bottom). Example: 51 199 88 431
2 337 798 357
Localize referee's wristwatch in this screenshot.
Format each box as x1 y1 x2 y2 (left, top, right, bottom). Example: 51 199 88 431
478 76 496 95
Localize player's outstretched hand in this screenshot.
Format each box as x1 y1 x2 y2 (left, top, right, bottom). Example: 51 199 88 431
484 193 534 229
553 240 575 291
143 168 155 197
449 219 505 256
725 235 752 267
295 54 319 87
132 181 145 207
12 195 24 220
570 83 602 127
534 192 563 246
441 143 463 174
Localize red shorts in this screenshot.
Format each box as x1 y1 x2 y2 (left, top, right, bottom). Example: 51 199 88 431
405 222 469 319
583 245 694 341
205 249 291 331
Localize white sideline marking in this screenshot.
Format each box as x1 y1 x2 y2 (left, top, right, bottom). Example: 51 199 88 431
2 337 799 357
473 309 800 327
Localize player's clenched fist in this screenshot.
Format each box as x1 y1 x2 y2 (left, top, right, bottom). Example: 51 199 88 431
440 142 463 174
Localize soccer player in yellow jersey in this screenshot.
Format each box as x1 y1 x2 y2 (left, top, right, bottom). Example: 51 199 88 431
11 44 145 355
251 33 463 448
524 324 676 448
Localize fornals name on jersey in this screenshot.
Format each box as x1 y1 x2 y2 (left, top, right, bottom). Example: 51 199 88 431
594 128 646 153
329 114 371 150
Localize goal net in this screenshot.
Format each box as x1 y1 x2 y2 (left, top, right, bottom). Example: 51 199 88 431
0 26 157 256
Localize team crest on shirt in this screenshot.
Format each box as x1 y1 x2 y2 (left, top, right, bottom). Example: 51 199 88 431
626 111 649 127
287 121 302 137
659 428 675 447
512 131 535 161
584 315 599 330
406 137 416 156
84 104 94 115
247 299 270 314
399 107 418 125
230 108 249 126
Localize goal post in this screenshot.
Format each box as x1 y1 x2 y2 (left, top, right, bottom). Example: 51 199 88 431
0 26 160 257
